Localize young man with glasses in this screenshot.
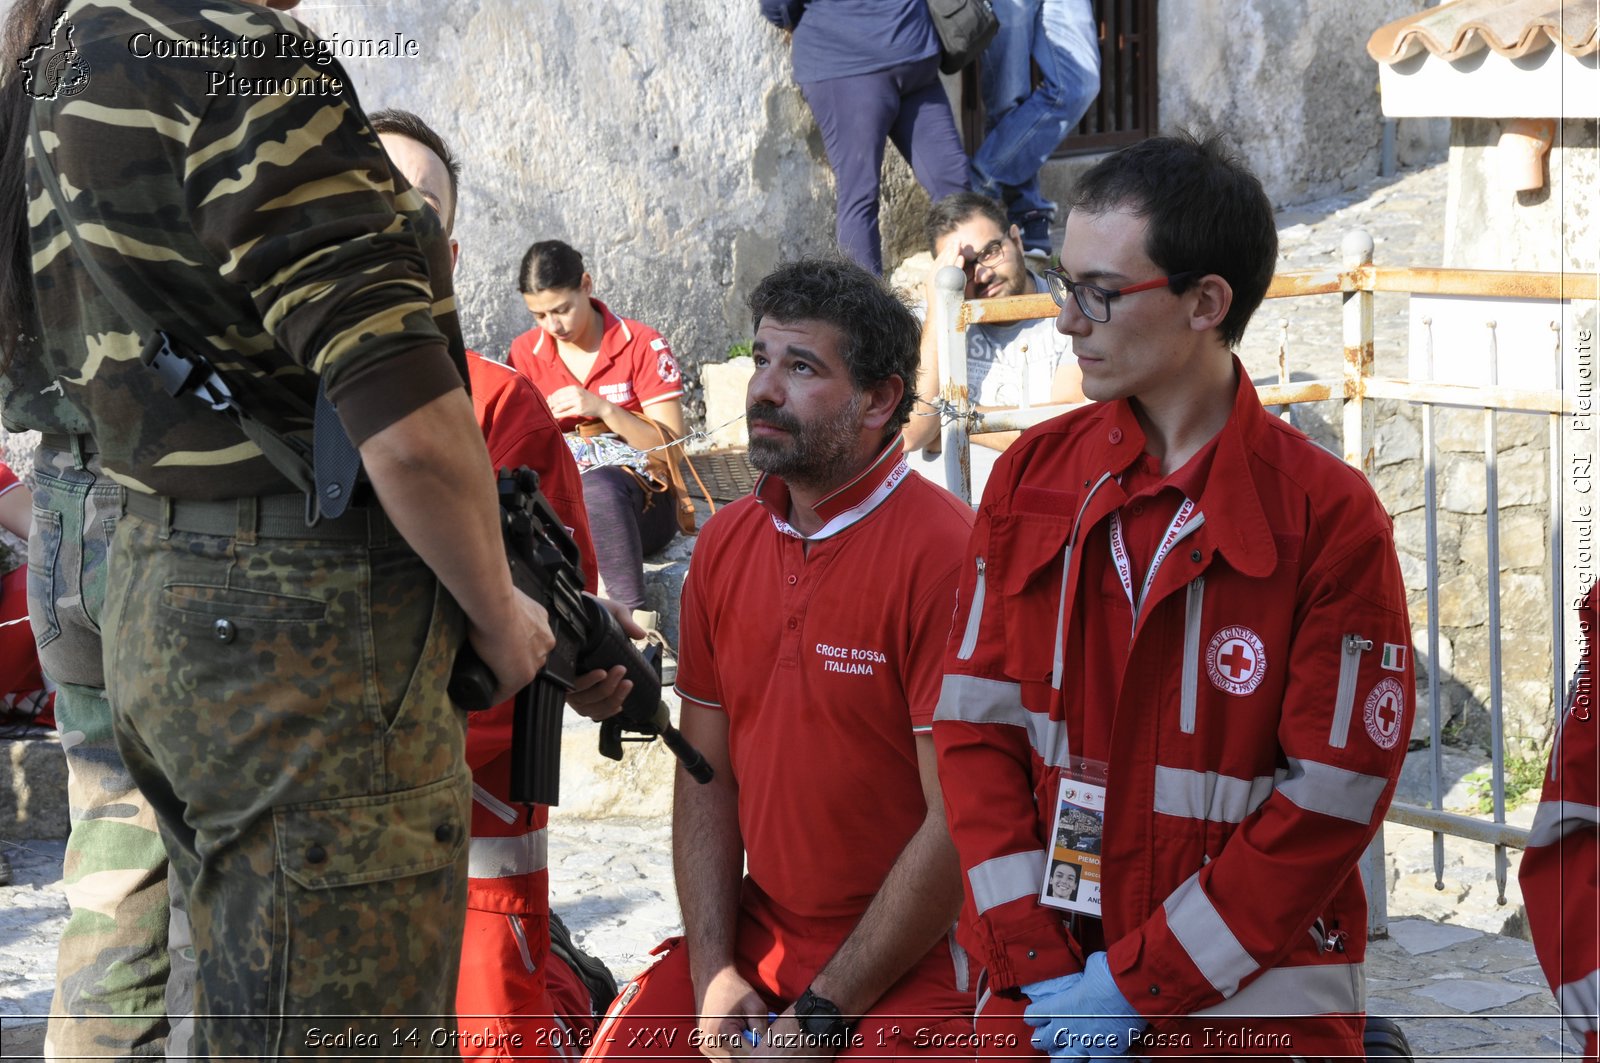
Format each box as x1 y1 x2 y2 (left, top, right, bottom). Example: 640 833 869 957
905 193 1083 499
933 135 1414 1060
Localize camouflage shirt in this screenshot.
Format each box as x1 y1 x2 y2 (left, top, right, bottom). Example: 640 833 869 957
17 0 465 498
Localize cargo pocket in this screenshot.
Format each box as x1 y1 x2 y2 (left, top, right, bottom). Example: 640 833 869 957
274 773 470 1015
993 512 1074 688
369 574 466 797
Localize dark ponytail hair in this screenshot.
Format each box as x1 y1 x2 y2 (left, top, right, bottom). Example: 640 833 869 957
517 240 585 295
0 0 62 372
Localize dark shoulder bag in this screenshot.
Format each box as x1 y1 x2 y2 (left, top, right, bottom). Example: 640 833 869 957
926 0 1000 74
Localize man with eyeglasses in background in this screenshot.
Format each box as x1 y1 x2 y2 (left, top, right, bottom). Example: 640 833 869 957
933 134 1413 1060
904 193 1083 500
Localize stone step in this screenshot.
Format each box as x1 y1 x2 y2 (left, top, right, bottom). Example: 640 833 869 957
1 729 69 840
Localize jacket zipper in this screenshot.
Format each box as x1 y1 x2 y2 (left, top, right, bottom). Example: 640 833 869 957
1329 634 1373 748
1180 577 1206 734
956 557 987 660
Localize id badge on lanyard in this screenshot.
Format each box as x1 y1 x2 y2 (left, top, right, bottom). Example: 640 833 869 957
1040 760 1109 918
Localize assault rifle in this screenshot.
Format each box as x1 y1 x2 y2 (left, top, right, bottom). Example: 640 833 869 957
448 466 713 805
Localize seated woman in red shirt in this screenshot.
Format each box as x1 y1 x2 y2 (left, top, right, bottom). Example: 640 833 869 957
507 240 687 624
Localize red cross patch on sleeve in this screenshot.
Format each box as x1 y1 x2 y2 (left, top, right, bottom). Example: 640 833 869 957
1363 677 1406 749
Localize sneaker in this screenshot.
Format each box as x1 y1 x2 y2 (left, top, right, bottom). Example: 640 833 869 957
631 609 678 687
1015 209 1053 258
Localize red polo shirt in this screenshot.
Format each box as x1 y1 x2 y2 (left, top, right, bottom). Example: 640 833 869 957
675 439 974 922
506 298 683 431
1089 432 1220 702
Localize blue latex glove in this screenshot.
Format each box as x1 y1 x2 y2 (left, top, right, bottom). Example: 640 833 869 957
1022 952 1147 1060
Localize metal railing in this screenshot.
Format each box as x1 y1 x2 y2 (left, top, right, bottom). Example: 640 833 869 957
928 230 1594 936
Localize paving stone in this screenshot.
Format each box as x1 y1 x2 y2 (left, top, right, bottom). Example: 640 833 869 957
1484 1014 1567 1036
1406 1016 1525 1057
1542 1030 1591 1056
1415 978 1544 1013
1504 963 1552 986
1388 917 1485 954
1367 975 1434 991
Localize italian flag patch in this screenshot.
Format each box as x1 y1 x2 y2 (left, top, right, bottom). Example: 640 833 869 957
1381 643 1407 671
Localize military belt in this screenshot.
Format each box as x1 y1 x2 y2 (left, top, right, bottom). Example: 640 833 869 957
38 432 99 457
123 490 394 544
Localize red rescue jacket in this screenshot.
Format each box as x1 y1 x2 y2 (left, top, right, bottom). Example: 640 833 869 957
934 363 1414 1057
1519 583 1599 1062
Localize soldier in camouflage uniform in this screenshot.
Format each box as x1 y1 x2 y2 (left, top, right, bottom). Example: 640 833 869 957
8 0 555 1055
1 9 185 1033
5 420 182 1062
32 438 187 1060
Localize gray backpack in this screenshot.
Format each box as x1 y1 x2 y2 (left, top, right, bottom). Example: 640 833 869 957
926 0 1000 74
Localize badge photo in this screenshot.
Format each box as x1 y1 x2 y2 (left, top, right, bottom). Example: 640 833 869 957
1041 770 1107 918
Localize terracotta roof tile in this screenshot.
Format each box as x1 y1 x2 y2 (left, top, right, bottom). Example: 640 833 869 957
1368 0 1597 64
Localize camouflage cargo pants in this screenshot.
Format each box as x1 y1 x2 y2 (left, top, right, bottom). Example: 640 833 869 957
28 444 177 1060
103 497 472 1059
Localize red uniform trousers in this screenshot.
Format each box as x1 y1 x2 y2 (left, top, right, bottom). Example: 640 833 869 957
456 733 597 1060
586 886 976 1061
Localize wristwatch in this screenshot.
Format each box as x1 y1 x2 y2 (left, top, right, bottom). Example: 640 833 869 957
793 988 854 1048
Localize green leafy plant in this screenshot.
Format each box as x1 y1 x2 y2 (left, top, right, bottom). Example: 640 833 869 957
727 341 753 360
1465 752 1549 815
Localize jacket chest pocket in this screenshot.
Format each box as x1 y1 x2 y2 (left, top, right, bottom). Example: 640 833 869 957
990 510 1075 686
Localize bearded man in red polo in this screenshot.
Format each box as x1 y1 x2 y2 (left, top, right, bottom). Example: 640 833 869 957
582 258 978 1061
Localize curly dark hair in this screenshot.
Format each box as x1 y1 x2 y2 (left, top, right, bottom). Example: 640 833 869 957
1069 132 1277 349
747 258 920 429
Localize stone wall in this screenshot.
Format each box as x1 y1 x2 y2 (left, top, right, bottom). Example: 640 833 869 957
1157 0 1448 206
1375 404 1570 756
292 0 941 420
2 0 1461 419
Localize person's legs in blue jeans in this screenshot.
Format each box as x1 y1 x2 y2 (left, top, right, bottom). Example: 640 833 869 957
800 70 901 275
972 0 1100 247
978 0 1043 154
887 56 971 207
